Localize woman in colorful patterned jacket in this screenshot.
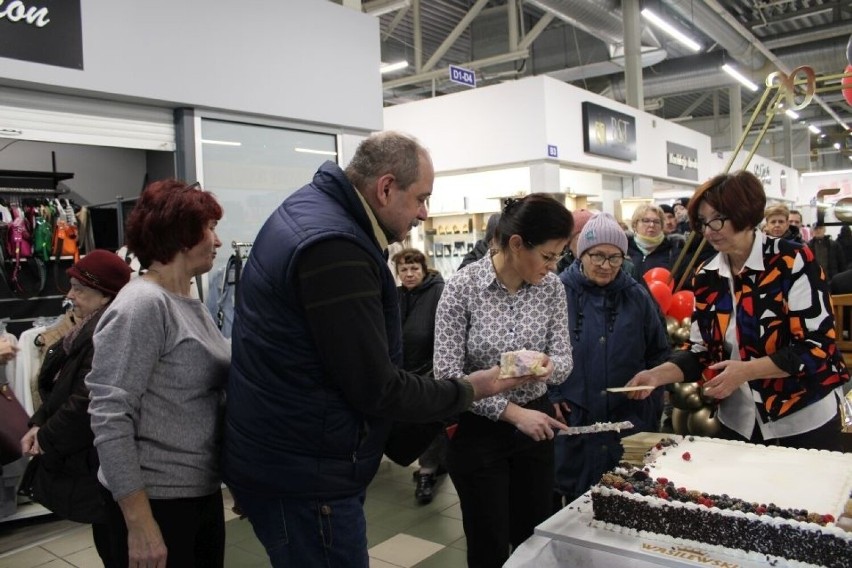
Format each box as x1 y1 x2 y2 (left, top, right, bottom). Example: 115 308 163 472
627 170 849 452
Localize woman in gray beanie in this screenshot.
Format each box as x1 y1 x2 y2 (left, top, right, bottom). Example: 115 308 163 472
550 212 670 509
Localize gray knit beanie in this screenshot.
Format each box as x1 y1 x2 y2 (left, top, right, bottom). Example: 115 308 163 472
576 212 628 257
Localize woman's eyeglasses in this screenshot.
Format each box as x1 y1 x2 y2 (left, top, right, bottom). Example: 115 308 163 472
639 218 662 226
526 241 568 265
698 217 728 232
585 253 625 267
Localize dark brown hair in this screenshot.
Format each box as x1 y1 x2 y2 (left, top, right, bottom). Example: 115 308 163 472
392 248 428 274
687 170 765 233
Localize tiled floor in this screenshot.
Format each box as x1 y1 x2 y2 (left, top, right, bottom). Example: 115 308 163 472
0 460 468 568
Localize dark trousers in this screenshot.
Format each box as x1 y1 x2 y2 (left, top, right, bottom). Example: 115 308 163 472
101 488 225 568
719 411 846 452
91 523 115 567
447 396 555 568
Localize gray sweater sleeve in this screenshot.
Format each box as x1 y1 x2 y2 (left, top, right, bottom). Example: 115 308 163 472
86 287 166 500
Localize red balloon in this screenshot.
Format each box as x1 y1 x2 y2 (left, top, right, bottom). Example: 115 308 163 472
843 65 852 106
667 290 695 321
643 267 674 291
647 280 673 313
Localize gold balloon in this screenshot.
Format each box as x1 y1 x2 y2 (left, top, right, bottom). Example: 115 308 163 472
680 317 692 328
672 408 689 435
679 382 698 398
684 392 704 410
834 197 852 224
699 386 716 405
675 328 691 342
666 319 678 336
687 406 721 437
670 389 689 410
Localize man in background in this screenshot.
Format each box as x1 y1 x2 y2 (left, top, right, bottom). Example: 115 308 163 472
789 209 811 242
660 204 677 235
810 222 845 281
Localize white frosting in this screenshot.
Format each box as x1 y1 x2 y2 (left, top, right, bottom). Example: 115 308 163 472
644 436 852 519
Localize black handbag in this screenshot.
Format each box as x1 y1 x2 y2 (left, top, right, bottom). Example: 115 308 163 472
383 420 445 467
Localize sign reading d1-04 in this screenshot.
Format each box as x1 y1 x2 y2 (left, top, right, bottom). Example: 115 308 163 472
449 64 476 88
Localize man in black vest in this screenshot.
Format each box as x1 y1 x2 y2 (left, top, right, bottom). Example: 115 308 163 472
223 131 538 568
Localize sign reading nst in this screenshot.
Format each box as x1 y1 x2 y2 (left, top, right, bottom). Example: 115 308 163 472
449 64 476 88
581 101 636 161
0 0 83 69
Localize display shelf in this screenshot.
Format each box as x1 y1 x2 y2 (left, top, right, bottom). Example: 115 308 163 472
422 213 488 279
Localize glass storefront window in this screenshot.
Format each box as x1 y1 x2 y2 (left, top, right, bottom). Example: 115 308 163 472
199 118 336 276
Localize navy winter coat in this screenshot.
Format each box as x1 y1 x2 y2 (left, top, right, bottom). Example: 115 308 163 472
550 261 670 501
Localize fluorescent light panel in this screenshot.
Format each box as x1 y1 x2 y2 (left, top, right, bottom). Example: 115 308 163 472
380 61 408 74
294 147 337 156
808 124 822 134
801 169 852 177
201 139 242 146
641 9 701 53
785 109 799 120
721 64 759 92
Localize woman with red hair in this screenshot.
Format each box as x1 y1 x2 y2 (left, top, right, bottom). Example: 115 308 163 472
86 180 231 568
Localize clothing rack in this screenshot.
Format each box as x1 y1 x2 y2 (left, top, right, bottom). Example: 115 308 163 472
0 186 69 195
0 164 76 339
232 241 253 259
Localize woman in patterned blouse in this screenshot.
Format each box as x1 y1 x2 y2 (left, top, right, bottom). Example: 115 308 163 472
628 170 849 452
434 194 574 568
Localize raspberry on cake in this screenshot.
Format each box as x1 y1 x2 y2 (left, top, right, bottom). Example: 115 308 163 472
499 350 547 378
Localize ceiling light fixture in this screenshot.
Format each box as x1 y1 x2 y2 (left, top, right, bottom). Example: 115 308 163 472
808 125 822 134
295 147 338 156
201 139 242 146
721 64 759 92
641 9 701 52
363 0 410 17
802 169 852 177
834 142 842 150
784 109 799 120
380 61 409 74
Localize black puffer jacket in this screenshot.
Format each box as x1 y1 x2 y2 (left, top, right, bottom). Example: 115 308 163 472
26 311 108 524
398 271 444 376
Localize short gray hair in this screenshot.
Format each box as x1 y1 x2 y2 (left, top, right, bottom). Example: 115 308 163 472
345 131 428 192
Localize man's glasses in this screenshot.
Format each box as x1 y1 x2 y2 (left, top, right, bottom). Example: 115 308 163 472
698 217 728 232
639 218 662 226
586 252 625 267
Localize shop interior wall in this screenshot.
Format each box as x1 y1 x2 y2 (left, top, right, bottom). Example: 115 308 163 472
384 76 712 184
0 140 155 205
0 0 381 133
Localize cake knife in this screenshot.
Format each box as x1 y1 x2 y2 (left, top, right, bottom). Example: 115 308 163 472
556 420 634 436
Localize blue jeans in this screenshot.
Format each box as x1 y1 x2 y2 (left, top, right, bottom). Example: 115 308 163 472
230 488 368 568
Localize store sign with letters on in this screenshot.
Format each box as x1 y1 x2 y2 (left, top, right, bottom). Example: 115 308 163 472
0 0 83 69
581 102 636 161
666 142 698 181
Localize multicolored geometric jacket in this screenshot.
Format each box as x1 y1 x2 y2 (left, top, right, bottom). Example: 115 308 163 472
672 233 848 422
